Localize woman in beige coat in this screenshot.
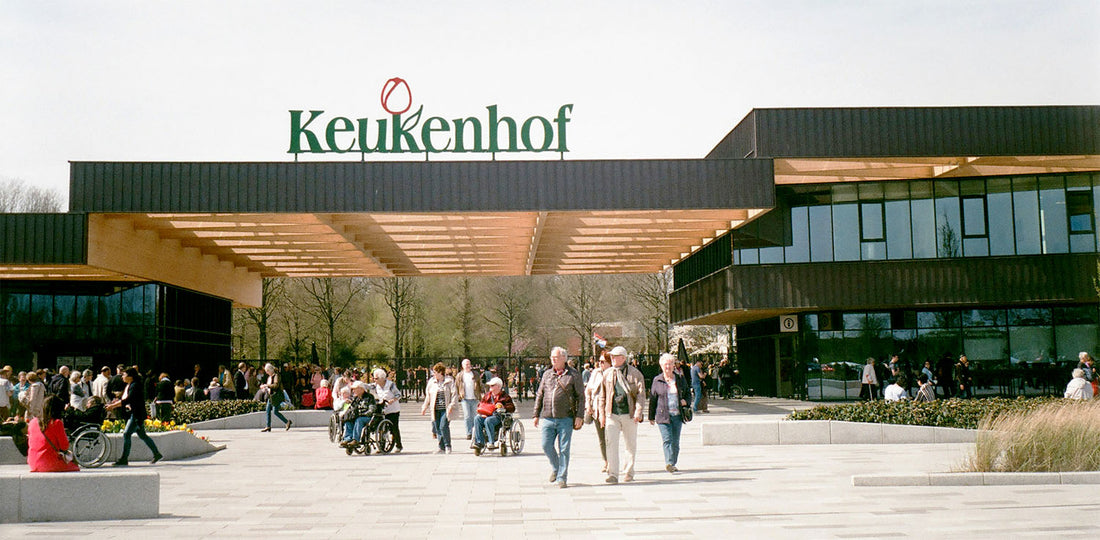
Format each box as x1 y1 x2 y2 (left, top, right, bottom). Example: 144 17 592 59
421 362 458 454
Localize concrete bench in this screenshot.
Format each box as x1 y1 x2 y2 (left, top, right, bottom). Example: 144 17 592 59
0 470 159 523
701 420 977 445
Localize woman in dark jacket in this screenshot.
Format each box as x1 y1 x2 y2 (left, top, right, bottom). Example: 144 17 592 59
106 367 162 466
648 353 690 473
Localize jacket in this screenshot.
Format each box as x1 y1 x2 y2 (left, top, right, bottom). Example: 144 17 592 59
457 369 484 401
421 376 459 420
370 379 402 415
648 372 690 424
120 379 148 421
533 366 584 420
597 364 646 423
27 418 79 473
21 382 45 421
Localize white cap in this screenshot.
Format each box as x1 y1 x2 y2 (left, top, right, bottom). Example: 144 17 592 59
488 377 504 387
610 346 629 356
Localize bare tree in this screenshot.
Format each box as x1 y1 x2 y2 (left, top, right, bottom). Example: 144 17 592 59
550 274 607 361
0 177 64 212
242 278 285 360
626 271 671 353
295 278 363 366
453 277 477 358
375 277 419 370
484 277 533 358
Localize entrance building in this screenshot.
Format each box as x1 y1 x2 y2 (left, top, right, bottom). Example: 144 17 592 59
3 105 1099 397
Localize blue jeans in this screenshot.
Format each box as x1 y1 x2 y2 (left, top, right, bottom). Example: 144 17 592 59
540 417 574 482
692 383 703 412
266 400 290 428
462 399 478 436
433 409 451 450
657 415 683 466
120 416 160 462
342 416 371 443
473 414 502 447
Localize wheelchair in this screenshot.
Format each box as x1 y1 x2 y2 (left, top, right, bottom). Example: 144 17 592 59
328 408 345 444
64 405 112 468
343 400 396 456
475 412 525 457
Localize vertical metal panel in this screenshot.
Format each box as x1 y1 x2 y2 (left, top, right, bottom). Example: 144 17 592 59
0 214 87 264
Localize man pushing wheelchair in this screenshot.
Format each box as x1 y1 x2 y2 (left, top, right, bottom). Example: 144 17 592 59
471 377 515 456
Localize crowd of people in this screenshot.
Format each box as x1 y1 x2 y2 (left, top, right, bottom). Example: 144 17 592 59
856 352 1100 402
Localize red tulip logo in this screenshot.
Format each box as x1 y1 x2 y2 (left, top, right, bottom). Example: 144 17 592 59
380 77 412 115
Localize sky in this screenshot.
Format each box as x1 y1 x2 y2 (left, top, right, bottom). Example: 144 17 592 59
2 0 1098 205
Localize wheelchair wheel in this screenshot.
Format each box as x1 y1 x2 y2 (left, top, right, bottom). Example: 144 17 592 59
375 419 395 454
499 435 508 456
508 419 525 455
72 427 111 468
328 413 340 443
729 385 744 399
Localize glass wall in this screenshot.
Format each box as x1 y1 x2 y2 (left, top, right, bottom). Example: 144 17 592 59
734 173 1100 265
800 305 1097 400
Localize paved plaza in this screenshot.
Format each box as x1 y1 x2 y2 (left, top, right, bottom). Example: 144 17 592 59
1 397 1097 538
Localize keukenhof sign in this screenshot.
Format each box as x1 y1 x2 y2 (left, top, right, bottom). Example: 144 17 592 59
289 77 573 155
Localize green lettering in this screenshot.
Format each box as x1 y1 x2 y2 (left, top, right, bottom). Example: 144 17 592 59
487 105 518 152
421 117 451 152
325 117 356 153
391 105 423 152
521 116 554 152
554 104 573 152
288 110 325 153
356 118 388 153
453 117 483 152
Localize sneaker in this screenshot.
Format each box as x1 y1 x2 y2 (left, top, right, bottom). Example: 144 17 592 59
557 480 568 489
605 476 618 484
394 447 402 454
112 460 128 467
473 446 481 456
466 434 472 440
487 442 498 450
285 420 293 431
445 447 452 454
670 465 678 472
549 471 558 483
666 464 675 473
151 453 163 464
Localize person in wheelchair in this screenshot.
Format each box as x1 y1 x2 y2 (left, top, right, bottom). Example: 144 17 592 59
63 396 106 432
339 382 374 448
471 377 515 456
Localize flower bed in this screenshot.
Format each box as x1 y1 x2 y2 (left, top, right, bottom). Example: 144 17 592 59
169 400 266 425
787 397 1064 429
100 418 210 442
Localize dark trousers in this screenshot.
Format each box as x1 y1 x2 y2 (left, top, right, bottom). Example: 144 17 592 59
386 412 402 449
155 403 172 421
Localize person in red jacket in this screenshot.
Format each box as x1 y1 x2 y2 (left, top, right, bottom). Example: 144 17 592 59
471 377 515 455
28 395 79 473
314 379 333 410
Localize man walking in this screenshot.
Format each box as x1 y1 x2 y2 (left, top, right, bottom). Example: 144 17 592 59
598 346 646 483
458 359 483 441
154 372 174 420
533 347 584 488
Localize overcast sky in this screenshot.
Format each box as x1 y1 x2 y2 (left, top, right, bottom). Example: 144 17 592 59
2 0 1098 204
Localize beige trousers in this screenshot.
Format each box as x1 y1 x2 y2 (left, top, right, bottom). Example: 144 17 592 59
605 413 638 479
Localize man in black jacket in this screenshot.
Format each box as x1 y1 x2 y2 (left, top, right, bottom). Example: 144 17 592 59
234 363 248 401
154 372 174 420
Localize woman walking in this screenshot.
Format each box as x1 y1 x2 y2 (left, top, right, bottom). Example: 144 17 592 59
260 363 292 432
649 353 689 473
420 362 457 454
370 368 403 453
107 367 162 466
584 352 611 473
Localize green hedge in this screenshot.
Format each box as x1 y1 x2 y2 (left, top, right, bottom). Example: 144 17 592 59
171 400 267 424
786 397 1064 429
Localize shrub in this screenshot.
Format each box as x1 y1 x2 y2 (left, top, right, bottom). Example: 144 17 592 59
786 397 1063 429
171 400 266 424
961 400 1100 472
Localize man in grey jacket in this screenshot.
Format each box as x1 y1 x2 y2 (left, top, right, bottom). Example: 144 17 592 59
533 346 585 488
598 346 646 483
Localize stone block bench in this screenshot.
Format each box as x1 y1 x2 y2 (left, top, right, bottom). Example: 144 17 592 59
0 470 158 523
702 420 977 445
190 409 332 430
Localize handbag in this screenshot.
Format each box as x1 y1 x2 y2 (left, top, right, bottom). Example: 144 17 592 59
43 428 75 464
476 401 497 416
681 404 693 423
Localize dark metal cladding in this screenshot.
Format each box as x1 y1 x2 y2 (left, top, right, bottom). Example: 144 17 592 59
707 106 1100 159
670 253 1098 325
68 159 775 214
0 213 87 264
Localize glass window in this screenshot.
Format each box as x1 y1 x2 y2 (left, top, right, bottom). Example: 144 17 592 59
121 286 144 325
785 206 810 263
861 241 886 260
962 196 987 237
866 312 891 331
1008 308 1052 326
918 310 960 329
832 203 860 261
842 313 865 330
739 248 758 265
987 178 1015 256
964 327 1009 365
1038 176 1068 254
918 328 963 364
860 202 884 241
1009 325 1054 364
804 313 819 331
935 181 961 258
884 200 912 259
100 294 120 325
1055 324 1098 363
76 295 98 325
910 197 937 259
963 309 1006 327
53 295 75 325
1013 177 1041 255
1053 305 1098 325
30 295 52 325
963 237 989 257
1067 187 1094 233
809 205 833 262
759 246 783 264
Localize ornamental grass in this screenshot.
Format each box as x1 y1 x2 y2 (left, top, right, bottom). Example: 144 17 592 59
961 400 1100 473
